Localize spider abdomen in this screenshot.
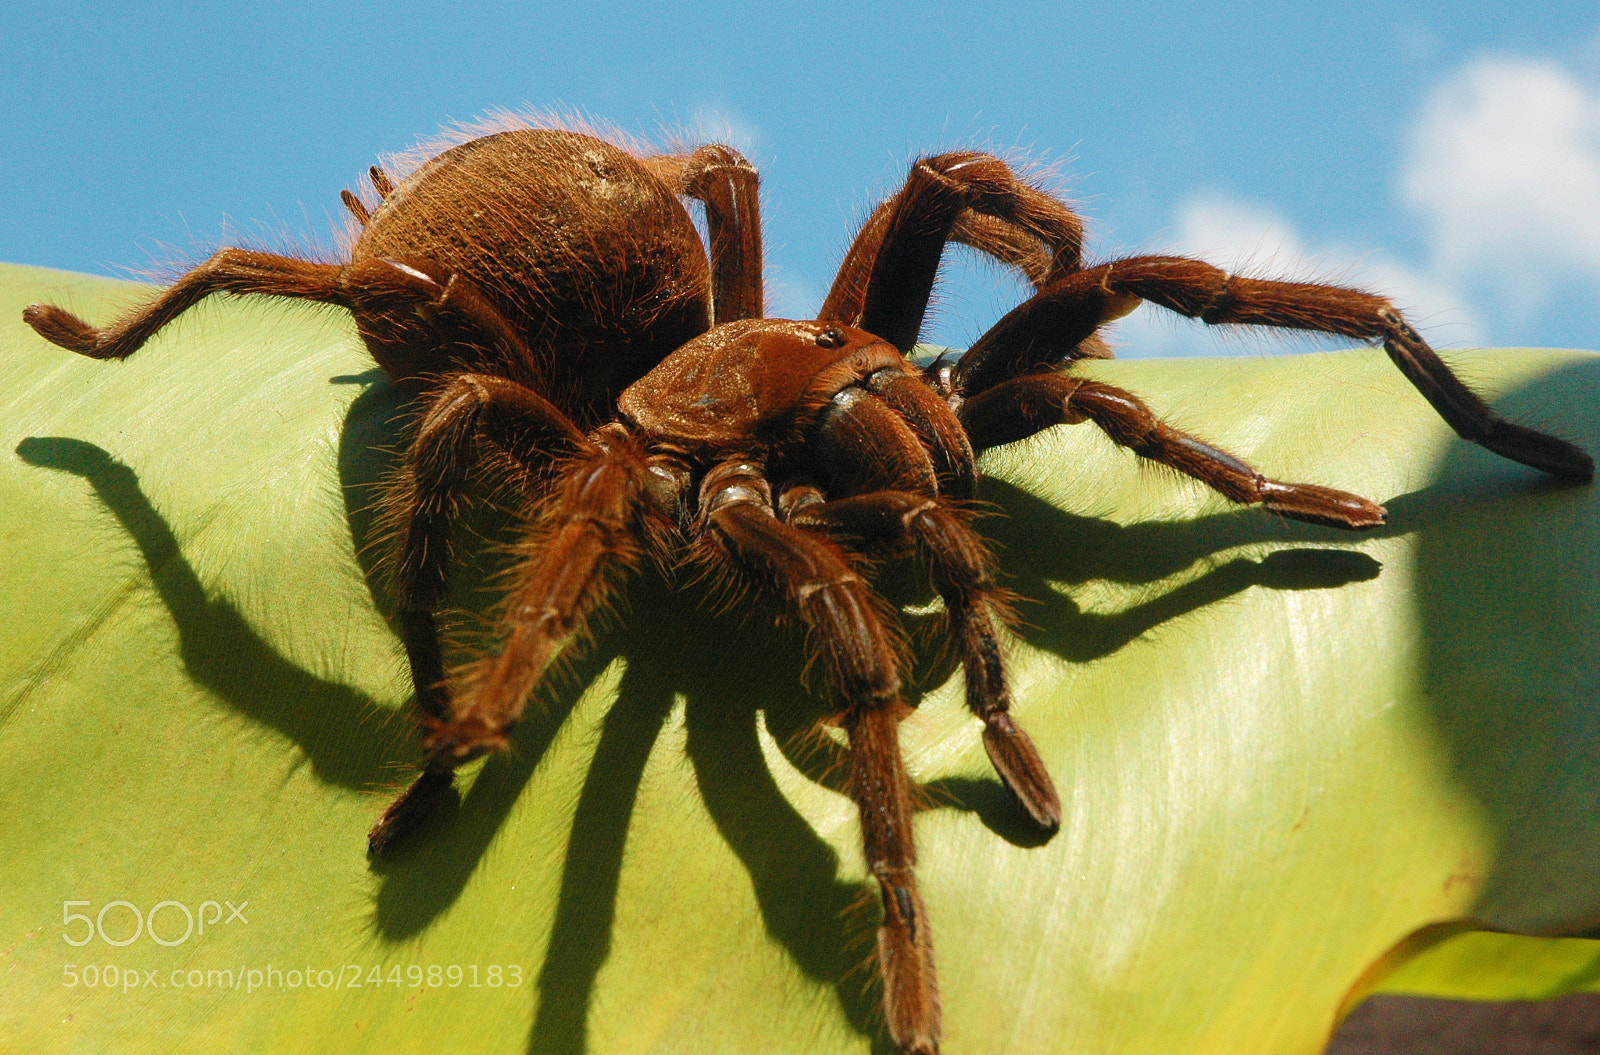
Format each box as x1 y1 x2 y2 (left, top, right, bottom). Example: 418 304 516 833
352 129 713 423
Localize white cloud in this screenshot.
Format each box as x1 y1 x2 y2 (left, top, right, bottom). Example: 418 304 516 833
1168 195 1308 271
1112 52 1600 358
1401 57 1600 322
689 104 761 152
766 271 825 321
1110 195 1484 358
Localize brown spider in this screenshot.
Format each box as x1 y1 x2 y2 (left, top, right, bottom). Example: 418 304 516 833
21 124 1592 1055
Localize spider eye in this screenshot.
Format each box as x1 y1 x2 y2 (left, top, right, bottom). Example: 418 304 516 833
816 327 847 349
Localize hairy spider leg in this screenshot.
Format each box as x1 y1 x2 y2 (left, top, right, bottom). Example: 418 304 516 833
428 434 654 762
340 255 560 390
865 368 979 500
787 489 1060 829
22 249 347 359
953 256 1594 482
820 152 1089 354
960 373 1387 530
792 370 1058 829
698 460 941 1055
642 143 764 325
369 374 597 855
18 248 530 378
389 375 591 708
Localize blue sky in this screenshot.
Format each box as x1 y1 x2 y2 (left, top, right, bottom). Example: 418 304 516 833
4 1 1599 354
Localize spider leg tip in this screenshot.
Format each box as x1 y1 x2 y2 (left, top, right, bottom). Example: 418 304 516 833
981 716 1062 831
1016 786 1063 832
1550 448 1595 484
366 768 459 857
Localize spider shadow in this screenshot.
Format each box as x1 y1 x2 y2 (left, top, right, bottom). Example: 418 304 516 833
906 474 1388 850
12 434 410 789
526 582 888 1055
368 583 894 1055
976 477 1385 666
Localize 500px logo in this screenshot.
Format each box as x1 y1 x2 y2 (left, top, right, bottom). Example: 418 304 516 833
62 900 249 947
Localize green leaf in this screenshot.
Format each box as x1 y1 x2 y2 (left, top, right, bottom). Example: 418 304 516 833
1 260 1597 1054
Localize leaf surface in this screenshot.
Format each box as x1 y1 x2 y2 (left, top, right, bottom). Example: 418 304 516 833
1 262 1597 1054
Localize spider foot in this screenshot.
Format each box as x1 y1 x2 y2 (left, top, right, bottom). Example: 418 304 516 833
1484 419 1595 483
875 867 943 1054
982 713 1061 831
367 768 459 856
1259 480 1386 529
22 304 114 358
1382 316 1595 483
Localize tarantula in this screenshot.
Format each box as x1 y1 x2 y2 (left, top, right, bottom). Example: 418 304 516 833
22 125 1591 1055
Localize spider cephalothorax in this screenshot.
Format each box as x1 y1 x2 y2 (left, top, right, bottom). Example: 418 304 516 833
21 123 1591 1055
